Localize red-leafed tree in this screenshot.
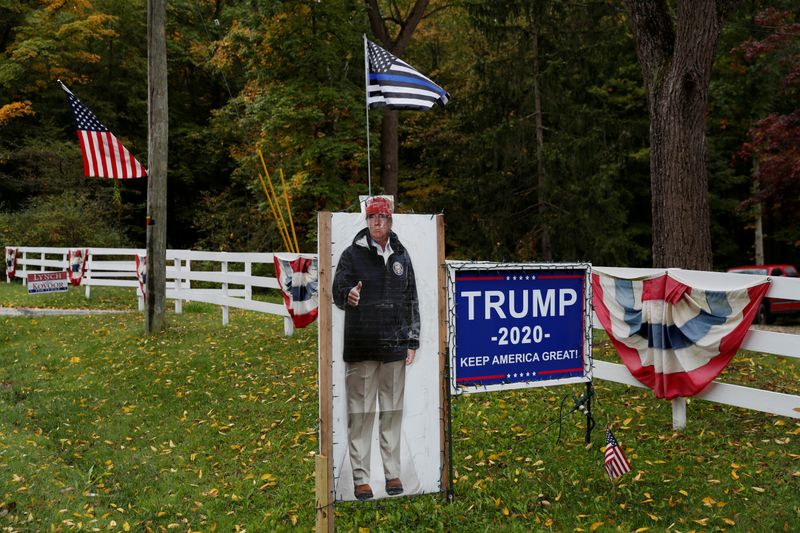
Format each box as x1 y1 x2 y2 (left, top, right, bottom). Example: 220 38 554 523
734 7 800 250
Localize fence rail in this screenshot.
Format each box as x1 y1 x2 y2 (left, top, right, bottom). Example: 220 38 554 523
5 246 292 335
7 248 799 427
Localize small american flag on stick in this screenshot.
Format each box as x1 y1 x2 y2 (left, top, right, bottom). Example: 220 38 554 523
59 81 146 179
604 428 632 481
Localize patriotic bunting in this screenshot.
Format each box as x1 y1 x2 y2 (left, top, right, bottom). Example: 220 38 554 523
5 247 19 280
592 268 770 399
59 81 147 179
135 255 147 301
274 253 319 328
67 248 89 286
604 428 631 481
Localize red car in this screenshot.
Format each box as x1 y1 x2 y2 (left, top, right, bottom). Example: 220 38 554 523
726 264 800 324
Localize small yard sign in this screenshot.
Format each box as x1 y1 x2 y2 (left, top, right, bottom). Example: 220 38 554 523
27 271 69 294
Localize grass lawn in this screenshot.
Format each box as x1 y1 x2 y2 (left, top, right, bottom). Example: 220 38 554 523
1 280 799 531
0 281 137 311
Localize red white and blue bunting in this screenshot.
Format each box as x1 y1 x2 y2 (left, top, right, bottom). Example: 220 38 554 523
67 248 89 286
5 247 19 280
592 268 770 399
135 255 147 301
274 253 319 328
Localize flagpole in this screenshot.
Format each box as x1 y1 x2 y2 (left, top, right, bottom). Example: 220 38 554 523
363 34 372 196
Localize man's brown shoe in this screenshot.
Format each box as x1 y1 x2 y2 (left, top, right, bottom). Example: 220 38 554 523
385 478 403 496
354 483 373 500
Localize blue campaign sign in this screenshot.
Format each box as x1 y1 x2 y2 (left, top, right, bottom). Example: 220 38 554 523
449 263 591 393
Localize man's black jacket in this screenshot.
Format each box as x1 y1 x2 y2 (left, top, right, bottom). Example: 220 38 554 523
332 227 420 363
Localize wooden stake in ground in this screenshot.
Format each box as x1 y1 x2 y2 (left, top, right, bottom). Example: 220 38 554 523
146 0 168 334
317 212 334 533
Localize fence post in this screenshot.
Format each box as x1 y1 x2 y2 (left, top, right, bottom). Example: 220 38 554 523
284 317 294 336
244 260 252 301
186 258 192 302
174 257 183 314
84 253 92 299
21 250 27 285
672 397 687 430
40 251 45 272
221 260 229 326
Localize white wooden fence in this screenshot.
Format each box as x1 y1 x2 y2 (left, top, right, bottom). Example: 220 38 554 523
5 246 294 335
6 248 799 427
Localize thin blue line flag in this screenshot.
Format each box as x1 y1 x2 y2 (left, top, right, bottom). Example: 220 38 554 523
366 38 449 111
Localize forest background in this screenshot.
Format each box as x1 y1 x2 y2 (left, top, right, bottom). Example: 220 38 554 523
1 0 797 268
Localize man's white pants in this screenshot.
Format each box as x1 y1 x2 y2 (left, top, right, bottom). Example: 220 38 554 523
345 360 405 486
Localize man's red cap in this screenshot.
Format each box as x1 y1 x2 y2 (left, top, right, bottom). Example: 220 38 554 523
365 196 393 216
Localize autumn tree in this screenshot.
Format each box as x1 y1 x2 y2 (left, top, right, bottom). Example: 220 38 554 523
623 0 739 269
734 6 800 256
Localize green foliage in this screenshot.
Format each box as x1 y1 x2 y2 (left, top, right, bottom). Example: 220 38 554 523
0 190 131 247
0 0 796 264
192 189 282 252
405 1 651 264
201 0 368 251
709 0 800 266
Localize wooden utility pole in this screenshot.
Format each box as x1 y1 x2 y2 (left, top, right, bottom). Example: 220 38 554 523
146 0 168 333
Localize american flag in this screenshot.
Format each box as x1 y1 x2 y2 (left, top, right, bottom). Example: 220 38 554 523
366 38 449 111
604 428 631 481
59 81 146 179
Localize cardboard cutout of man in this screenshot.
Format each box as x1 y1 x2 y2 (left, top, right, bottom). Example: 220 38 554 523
332 197 420 500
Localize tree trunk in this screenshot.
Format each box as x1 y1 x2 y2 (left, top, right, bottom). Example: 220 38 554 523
623 0 738 270
146 0 168 334
532 26 551 261
754 202 764 264
380 109 399 198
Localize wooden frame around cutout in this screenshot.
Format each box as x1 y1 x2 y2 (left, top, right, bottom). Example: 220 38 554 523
317 212 448 530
